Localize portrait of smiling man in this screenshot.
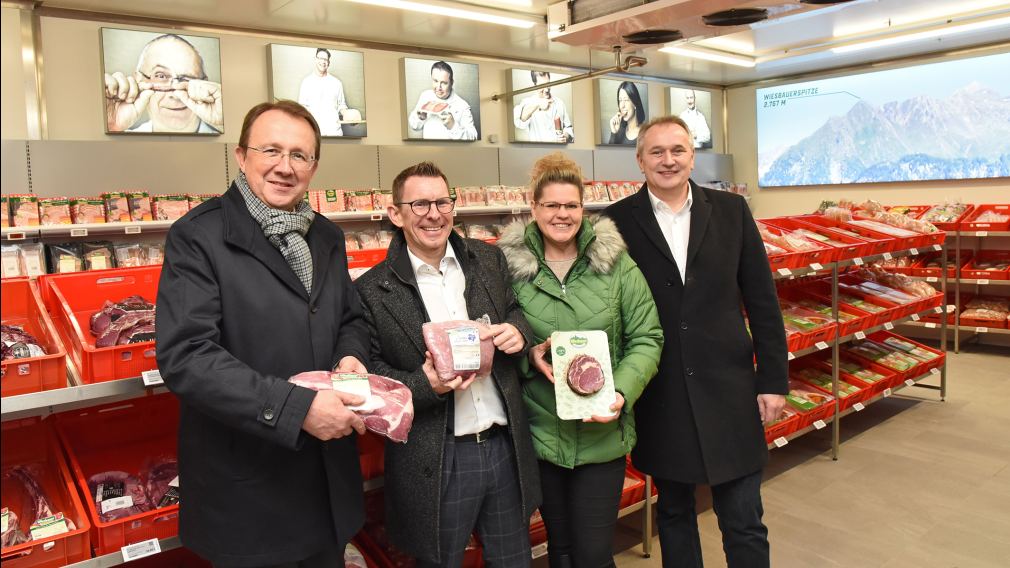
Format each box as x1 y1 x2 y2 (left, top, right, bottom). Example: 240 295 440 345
101 28 224 134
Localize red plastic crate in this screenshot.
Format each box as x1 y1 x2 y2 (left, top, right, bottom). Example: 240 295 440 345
795 215 894 255
960 251 1010 280
764 408 800 444
1 419 91 567
347 248 388 270
853 331 946 382
785 378 837 430
357 432 385 480
885 205 930 218
1 279 67 396
849 216 921 251
834 356 895 398
960 204 1010 232
911 250 971 279
919 204 975 231
45 266 161 383
780 286 875 338
619 468 647 509
790 358 873 412
758 222 838 267
53 394 181 555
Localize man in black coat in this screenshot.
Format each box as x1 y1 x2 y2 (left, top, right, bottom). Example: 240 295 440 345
604 116 787 568
355 162 541 567
156 101 370 567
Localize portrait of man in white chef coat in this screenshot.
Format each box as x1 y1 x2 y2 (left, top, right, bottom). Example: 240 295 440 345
670 87 713 150
268 44 367 138
402 57 481 141
509 69 575 144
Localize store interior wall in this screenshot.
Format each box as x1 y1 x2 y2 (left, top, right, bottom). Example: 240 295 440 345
1 8 28 141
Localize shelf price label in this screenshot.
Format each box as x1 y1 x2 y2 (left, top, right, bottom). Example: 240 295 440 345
122 538 161 562
773 437 789 448
933 244 943 251
854 331 866 340
926 276 938 283
852 257 865 266
5 231 27 241
930 367 941 376
911 313 920 321
976 231 988 237
884 322 894 330
925 323 937 329
511 207 522 215
813 420 827 430
815 341 830 351
370 214 383 221
777 268 792 277
70 228 89 237
142 370 164 387
531 542 548 559
976 327 990 334
946 304 956 313
787 352 796 361
934 306 943 313
124 225 142 234
883 388 893 397
910 248 919 255
905 379 916 387
809 263 823 271
977 279 990 285
853 402 865 412
882 252 893 261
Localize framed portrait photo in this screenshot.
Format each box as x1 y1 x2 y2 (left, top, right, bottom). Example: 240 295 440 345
401 57 481 142
100 27 223 135
670 87 713 150
508 69 575 144
596 78 649 146
269 44 367 138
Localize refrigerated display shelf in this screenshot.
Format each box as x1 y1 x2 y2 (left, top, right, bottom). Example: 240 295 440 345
787 304 946 360
62 536 182 568
901 321 1010 336
772 245 940 280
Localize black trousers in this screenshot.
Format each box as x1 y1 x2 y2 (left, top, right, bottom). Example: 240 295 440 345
538 457 627 568
653 469 768 568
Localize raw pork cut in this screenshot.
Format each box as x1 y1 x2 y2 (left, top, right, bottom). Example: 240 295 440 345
89 295 156 347
422 317 494 382
141 457 179 507
1 324 46 361
87 471 150 522
289 372 414 443
566 354 604 395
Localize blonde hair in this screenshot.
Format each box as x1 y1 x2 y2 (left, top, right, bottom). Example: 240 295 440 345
529 152 584 202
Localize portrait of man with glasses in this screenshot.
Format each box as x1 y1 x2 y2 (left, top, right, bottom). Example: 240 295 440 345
101 28 223 134
355 162 541 566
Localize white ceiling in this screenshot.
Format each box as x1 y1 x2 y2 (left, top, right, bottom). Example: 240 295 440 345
26 0 1010 86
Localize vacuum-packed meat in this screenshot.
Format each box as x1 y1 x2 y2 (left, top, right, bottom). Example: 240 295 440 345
87 471 150 522
89 295 156 347
1 465 77 547
1 324 46 361
422 316 494 382
141 457 179 508
566 354 605 395
289 372 415 443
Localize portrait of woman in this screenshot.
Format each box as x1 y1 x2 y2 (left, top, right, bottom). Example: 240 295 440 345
597 79 649 146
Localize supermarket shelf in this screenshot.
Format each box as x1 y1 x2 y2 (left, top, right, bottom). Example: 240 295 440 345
63 536 182 568
959 278 1010 286
772 245 940 280
0 376 165 421
901 321 1010 336
2 221 175 240
787 304 945 360
768 420 829 450
959 230 1010 238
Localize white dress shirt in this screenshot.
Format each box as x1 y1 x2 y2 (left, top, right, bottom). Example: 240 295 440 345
298 74 348 136
513 95 574 143
648 187 694 283
407 90 478 140
678 107 711 148
407 244 508 435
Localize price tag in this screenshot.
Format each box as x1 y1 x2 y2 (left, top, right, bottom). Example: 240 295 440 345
926 276 938 283
777 268 792 277
70 228 88 237
910 248 919 255
809 263 823 271
853 402 865 412
882 252 893 261
934 306 943 314
853 257 865 266
101 496 134 515
142 370 164 387
933 244 942 251
122 538 162 562
369 214 382 221
815 341 829 351
905 379 915 387
531 542 548 558
925 323 937 329
911 313 920 321
813 420 827 430
773 437 789 448
5 231 26 240
854 331 866 340
947 304 956 313
884 322 894 330
978 279 990 285
511 207 521 215
124 225 142 234
930 367 941 376
976 327 990 334
787 352 796 361
883 388 893 397
976 231 988 237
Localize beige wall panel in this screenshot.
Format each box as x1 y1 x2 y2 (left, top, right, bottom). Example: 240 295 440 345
28 140 228 197
39 17 106 140
592 146 642 182
1 140 30 193
498 147 594 187
378 146 498 188
1 7 29 140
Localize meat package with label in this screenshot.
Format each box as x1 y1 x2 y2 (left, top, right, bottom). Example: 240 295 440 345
8 195 40 227
87 471 150 522
152 195 190 221
70 198 107 224
1 324 47 361
89 295 156 347
289 371 414 443
550 330 617 420
102 192 132 223
38 197 73 225
2 465 76 547
422 316 495 382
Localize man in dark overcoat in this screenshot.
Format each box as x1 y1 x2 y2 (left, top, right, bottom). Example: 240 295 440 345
156 100 370 567
605 116 788 568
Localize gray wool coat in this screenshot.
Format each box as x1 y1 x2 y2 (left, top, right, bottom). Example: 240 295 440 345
355 230 542 563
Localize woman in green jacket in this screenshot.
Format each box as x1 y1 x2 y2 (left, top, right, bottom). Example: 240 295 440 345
498 152 663 568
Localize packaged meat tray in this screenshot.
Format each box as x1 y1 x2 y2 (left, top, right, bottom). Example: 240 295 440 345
1 418 91 567
82 242 115 271
113 243 145 268
288 371 414 443
504 186 526 206
1 195 9 228
764 406 800 443
102 192 131 223
127 192 153 222
790 366 864 399
47 244 83 275
920 201 973 230
550 330 617 421
151 195 189 221
357 231 382 250
960 296 1009 329
9 195 40 228
960 204 1010 231
69 198 106 225
422 316 495 383
17 244 46 278
960 251 1010 280
187 194 216 209
457 186 486 207
785 378 836 430
484 186 508 207
2 245 24 278
371 189 393 211
37 198 72 226
314 189 347 213
342 190 372 212
1 279 66 396
53 395 180 555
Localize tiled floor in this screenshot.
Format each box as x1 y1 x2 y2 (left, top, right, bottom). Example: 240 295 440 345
603 343 1010 567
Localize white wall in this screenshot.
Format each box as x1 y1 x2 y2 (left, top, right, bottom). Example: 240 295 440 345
1 7 28 140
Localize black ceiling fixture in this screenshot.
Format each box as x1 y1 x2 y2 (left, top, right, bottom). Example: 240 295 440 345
702 8 769 26
623 29 683 44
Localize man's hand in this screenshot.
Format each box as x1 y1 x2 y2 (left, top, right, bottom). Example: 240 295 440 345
529 337 554 382
483 323 524 355
104 72 154 131
439 111 455 130
334 356 367 374
423 351 476 394
302 389 366 441
537 96 553 112
757 394 786 423
585 392 625 423
609 112 622 134
416 110 429 121
173 79 224 132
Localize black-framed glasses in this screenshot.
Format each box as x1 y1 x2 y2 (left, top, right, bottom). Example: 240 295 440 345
535 201 583 212
396 197 456 216
137 69 205 89
245 146 317 171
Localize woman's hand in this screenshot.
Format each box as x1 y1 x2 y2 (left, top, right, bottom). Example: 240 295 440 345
529 337 554 383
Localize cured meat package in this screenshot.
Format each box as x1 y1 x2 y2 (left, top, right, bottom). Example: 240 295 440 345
127 191 153 222
422 315 495 382
288 371 414 443
70 198 107 224
1 324 46 361
102 192 132 223
8 194 40 227
550 330 617 420
2 465 77 547
89 295 156 347
152 194 190 220
39 197 73 225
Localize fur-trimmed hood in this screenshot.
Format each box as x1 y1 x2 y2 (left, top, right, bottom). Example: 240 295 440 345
498 215 627 281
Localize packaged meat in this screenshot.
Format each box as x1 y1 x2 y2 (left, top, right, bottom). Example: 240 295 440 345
289 371 415 443
87 471 150 522
837 359 888 384
485 186 508 206
47 243 84 274
152 194 189 221
38 197 73 225
127 191 153 222
785 378 834 412
972 210 1010 223
465 224 498 240
458 186 486 207
880 336 940 362
141 456 179 508
357 230 381 250
792 367 862 398
505 186 525 206
1 465 75 546
1 195 9 228
1 245 23 278
315 189 346 213
9 194 40 227
1 507 24 547
114 243 145 268
102 192 131 223
377 230 394 249
345 543 368 568
550 330 617 420
921 201 969 224
965 296 1010 313
83 241 116 271
1 324 47 361
344 232 361 251
371 189 393 210
346 190 374 211
452 223 466 237
70 198 107 224
187 194 217 209
18 242 46 277
348 267 369 281
422 315 495 382
89 295 156 347
143 242 165 265
765 405 797 427
843 340 920 372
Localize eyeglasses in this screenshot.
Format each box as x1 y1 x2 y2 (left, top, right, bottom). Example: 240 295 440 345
396 197 456 216
138 69 204 89
245 146 317 171
535 202 583 212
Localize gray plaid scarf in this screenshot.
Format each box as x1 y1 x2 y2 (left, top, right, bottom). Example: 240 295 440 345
236 172 315 294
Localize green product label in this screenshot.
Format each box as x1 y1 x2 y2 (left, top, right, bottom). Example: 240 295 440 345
555 346 566 357
569 335 588 348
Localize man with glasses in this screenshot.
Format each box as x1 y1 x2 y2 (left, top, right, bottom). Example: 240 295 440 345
298 48 353 137
156 101 370 567
104 33 223 134
355 162 540 567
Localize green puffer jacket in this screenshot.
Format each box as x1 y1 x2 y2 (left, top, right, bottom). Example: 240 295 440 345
498 216 663 468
